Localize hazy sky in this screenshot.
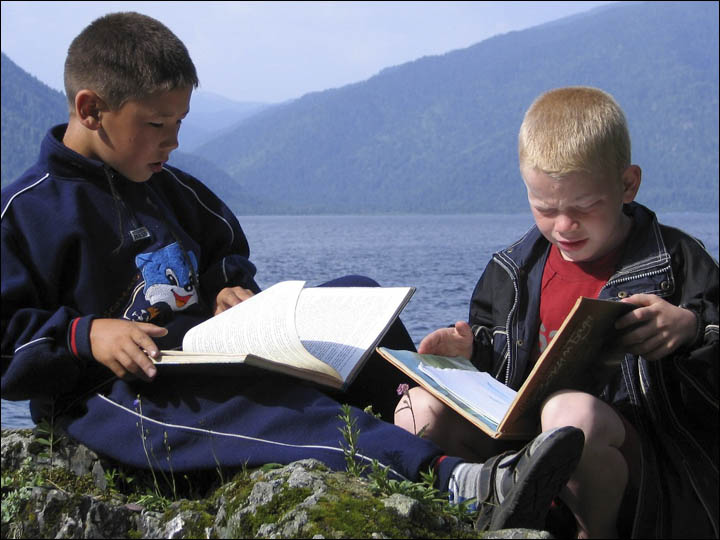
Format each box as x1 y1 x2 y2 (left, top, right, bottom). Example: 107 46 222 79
1 1 616 104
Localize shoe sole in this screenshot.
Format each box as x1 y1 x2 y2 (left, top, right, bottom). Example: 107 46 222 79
488 427 584 531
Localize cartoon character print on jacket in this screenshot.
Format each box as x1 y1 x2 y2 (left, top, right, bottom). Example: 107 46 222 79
124 242 199 323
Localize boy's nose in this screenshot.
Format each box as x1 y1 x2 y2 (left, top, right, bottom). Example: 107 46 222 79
162 123 181 150
554 214 577 232
162 134 179 151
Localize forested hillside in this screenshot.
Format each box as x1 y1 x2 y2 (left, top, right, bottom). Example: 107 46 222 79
1 53 67 186
3 1 718 213
196 1 719 213
0 54 270 209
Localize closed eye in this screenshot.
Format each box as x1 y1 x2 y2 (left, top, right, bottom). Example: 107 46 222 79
149 122 163 128
577 201 601 213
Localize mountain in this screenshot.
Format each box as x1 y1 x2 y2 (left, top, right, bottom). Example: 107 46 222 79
1 53 67 187
166 151 280 214
180 90 270 151
195 1 719 213
3 2 718 213
0 53 270 211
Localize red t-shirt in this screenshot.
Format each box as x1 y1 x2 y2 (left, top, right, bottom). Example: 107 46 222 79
535 244 623 360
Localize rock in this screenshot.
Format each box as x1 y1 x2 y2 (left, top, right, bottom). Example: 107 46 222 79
382 493 420 519
91 461 107 491
1 428 554 538
483 529 555 539
1 429 32 470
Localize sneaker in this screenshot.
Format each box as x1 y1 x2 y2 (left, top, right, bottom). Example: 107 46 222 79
474 426 584 532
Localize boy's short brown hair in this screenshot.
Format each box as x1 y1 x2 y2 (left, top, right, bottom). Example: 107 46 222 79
64 11 199 111
518 86 631 180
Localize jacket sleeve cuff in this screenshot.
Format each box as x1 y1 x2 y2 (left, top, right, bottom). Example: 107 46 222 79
67 315 96 361
470 324 493 370
678 303 705 352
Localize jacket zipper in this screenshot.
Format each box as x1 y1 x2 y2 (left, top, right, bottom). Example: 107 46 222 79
493 253 521 386
602 266 670 290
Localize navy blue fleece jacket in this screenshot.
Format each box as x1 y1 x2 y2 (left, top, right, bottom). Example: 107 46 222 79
1 124 259 401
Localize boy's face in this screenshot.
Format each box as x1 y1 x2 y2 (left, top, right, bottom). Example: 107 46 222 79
522 166 640 262
94 86 192 182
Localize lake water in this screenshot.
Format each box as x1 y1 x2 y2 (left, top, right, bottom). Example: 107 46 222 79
3 211 718 428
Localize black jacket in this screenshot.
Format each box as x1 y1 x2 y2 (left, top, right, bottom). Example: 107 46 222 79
468 202 718 538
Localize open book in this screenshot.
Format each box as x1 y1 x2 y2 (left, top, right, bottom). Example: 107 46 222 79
378 296 636 439
155 280 414 390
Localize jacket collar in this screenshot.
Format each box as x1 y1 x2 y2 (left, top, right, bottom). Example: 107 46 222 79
42 124 108 183
497 202 674 299
603 202 674 299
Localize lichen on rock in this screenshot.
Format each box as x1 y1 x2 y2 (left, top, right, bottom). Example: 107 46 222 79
1 427 552 539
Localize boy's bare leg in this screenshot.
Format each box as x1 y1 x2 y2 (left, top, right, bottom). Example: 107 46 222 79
541 390 628 539
394 386 518 462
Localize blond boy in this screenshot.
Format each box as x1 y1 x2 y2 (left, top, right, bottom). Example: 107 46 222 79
396 87 719 538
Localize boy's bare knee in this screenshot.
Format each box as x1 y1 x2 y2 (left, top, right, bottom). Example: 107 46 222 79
540 390 579 426
394 386 445 435
541 390 625 447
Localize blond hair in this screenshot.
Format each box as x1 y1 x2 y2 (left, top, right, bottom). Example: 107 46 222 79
518 86 630 180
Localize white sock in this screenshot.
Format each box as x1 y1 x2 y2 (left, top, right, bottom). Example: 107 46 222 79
447 462 484 510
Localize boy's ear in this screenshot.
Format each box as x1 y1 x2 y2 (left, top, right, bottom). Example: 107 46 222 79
621 165 642 203
74 90 108 130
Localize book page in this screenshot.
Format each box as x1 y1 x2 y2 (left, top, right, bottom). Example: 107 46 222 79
418 364 516 425
182 281 331 373
376 347 513 437
295 287 412 381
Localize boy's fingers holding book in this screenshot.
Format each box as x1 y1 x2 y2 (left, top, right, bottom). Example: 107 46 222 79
418 323 472 358
615 294 697 360
89 319 160 380
134 322 169 358
134 322 169 336
453 321 474 359
418 328 449 354
454 321 473 338
95 347 156 382
116 350 155 382
214 286 255 315
119 337 157 382
615 294 650 329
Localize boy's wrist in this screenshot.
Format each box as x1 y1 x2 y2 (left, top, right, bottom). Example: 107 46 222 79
676 305 702 354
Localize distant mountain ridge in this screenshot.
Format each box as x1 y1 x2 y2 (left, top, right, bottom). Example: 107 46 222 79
1 53 67 186
2 1 718 214
195 0 718 213
0 53 270 204
179 90 271 151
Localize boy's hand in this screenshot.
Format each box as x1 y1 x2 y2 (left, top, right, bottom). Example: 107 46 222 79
418 321 473 359
616 294 697 361
89 319 168 381
213 286 255 315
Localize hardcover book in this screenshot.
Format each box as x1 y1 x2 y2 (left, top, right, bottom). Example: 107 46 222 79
378 296 636 439
155 280 414 390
